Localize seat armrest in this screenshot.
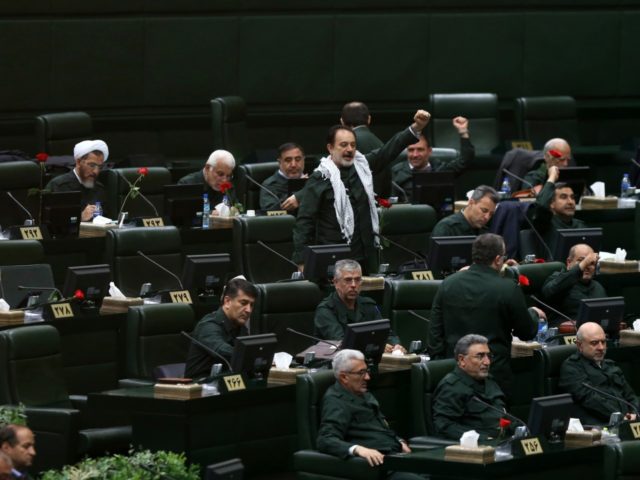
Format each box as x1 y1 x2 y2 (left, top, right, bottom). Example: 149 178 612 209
24 406 81 469
293 449 385 480
409 435 457 447
119 378 155 388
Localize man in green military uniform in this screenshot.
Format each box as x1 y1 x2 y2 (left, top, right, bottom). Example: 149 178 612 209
45 139 109 221
433 334 510 441
542 244 607 326
523 138 572 189
177 149 235 206
431 185 499 237
391 117 474 203
559 322 639 425
293 109 431 273
184 277 255 378
428 233 544 397
260 142 306 213
314 259 404 353
317 349 424 479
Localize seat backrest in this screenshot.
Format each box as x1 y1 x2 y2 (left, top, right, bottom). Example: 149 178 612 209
0 161 41 227
105 226 183 297
125 303 196 379
254 281 323 355
296 369 337 450
518 261 564 306
0 264 55 308
235 162 279 210
233 215 296 283
518 229 552 262
514 96 580 149
0 240 45 266
211 96 252 163
0 325 71 407
510 350 546 421
379 204 437 272
381 279 441 349
410 359 456 436
110 167 173 218
541 344 577 395
429 93 499 157
35 112 93 155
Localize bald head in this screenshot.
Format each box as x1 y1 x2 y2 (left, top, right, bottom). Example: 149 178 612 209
576 322 607 363
567 243 598 282
543 138 571 168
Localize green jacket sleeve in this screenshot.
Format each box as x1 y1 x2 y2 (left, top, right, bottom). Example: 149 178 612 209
198 321 234 360
527 181 555 233
259 186 281 211
316 394 355 459
292 175 324 264
433 137 475 174
428 286 445 358
509 284 539 341
366 128 418 176
542 266 581 301
314 304 347 341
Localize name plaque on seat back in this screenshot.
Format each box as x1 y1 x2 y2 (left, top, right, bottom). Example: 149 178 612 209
411 271 434 280
513 437 544 456
266 210 287 216
222 374 246 392
169 290 192 304
619 421 640 440
142 217 164 227
50 302 74 319
19 226 43 240
563 335 577 345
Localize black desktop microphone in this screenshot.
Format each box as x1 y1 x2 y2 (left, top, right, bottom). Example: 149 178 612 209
502 168 536 192
472 396 529 431
16 285 79 311
286 327 340 352
6 192 35 225
181 330 233 372
116 170 160 217
520 207 555 261
530 295 575 324
256 240 304 280
391 181 409 203
244 174 282 203
407 310 430 325
136 250 183 290
581 382 639 417
17 285 63 301
630 157 640 170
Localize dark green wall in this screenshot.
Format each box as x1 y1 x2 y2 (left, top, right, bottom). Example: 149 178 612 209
2 1 640 158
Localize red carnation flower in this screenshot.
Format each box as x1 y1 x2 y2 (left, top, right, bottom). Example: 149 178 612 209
137 167 149 176
35 152 49 163
219 182 233 194
73 289 85 300
518 274 530 287
548 149 563 158
377 197 391 208
499 418 511 429
534 258 546 264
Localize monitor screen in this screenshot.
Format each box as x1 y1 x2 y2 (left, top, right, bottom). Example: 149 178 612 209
412 171 456 217
205 458 244 480
527 393 574 442
342 319 390 366
62 264 112 306
287 178 307 196
558 166 591 203
427 235 475 279
552 228 602 262
302 244 351 282
230 333 278 380
163 184 202 228
576 296 624 338
41 191 82 238
181 253 231 296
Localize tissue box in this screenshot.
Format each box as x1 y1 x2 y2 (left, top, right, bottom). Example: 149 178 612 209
580 196 618 209
267 367 308 385
154 382 203 400
0 310 25 326
619 329 640 347
599 260 639 274
564 429 601 448
211 215 235 229
360 276 385 291
444 445 495 464
511 339 542 357
79 222 118 238
99 296 144 315
378 353 421 370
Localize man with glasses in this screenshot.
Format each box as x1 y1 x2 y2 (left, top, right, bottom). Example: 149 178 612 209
559 322 639 425
433 334 509 441
428 233 544 397
314 259 405 353
178 149 235 206
45 139 108 221
317 349 424 479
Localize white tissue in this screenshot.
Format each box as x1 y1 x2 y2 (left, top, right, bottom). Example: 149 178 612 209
246 210 256 217
567 418 584 433
391 349 404 356
460 430 479 448
108 282 126 299
273 352 293 369
465 189 474 200
615 248 627 262
633 319 640 332
590 182 605 198
92 215 113 225
0 299 9 312
215 202 230 217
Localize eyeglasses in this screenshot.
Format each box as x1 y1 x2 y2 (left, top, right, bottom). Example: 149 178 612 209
83 161 105 171
466 352 493 361
339 276 362 285
345 368 370 377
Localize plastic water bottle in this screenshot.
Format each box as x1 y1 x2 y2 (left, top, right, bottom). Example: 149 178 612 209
202 194 210 228
621 173 631 197
93 201 102 219
500 176 511 197
536 316 548 343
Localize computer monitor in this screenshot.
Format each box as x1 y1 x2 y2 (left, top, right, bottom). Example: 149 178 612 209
163 184 202 228
342 319 391 366
576 296 625 338
62 264 112 306
552 227 602 262
527 393 574 442
41 191 82 238
427 235 475 279
205 458 244 480
287 178 307 196
230 333 278 380
181 253 231 296
412 171 456 217
302 244 351 282
558 166 591 203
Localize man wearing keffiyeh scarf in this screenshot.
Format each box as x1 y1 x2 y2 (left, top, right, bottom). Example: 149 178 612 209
293 110 430 274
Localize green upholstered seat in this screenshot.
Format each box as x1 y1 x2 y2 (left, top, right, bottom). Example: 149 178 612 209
35 111 93 156
232 215 296 283
517 261 564 307
0 240 44 266
0 161 41 227
607 441 640 480
124 303 196 380
107 166 173 218
510 350 546 421
105 226 183 297
540 344 577 396
235 161 279 210
0 263 55 308
294 370 386 480
381 279 441 350
254 281 323 355
514 96 581 149
378 204 436 273
211 96 252 164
